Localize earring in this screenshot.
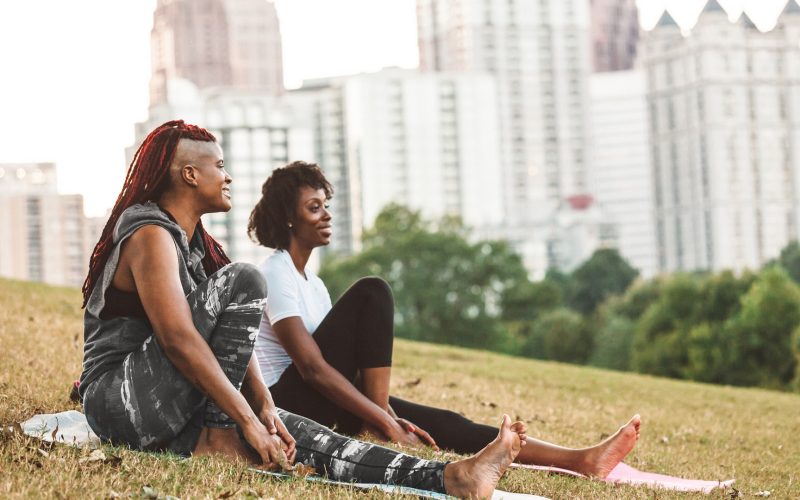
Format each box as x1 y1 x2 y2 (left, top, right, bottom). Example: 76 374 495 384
288 222 293 228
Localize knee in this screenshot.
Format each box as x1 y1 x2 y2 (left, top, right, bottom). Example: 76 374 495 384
225 262 267 301
354 276 393 303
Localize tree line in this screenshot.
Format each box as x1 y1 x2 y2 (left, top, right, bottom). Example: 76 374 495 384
320 205 800 392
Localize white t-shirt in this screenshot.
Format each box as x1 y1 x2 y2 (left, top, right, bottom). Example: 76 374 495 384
255 250 333 386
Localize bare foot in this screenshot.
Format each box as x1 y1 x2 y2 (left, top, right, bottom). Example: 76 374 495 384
444 415 527 498
192 427 260 464
579 414 641 478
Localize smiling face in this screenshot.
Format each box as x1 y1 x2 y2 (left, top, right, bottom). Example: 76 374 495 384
174 139 231 213
289 185 332 250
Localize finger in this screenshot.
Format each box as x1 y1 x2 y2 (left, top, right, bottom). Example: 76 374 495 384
287 446 297 464
414 428 437 448
396 418 415 432
265 417 277 434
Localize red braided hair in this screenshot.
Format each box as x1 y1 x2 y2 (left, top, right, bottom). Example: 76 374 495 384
81 120 231 307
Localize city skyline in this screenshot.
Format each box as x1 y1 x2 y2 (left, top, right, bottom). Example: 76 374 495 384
0 0 793 216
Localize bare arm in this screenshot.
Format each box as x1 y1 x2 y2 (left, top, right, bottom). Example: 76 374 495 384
123 225 288 465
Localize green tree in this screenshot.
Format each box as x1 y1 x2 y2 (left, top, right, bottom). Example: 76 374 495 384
320 204 530 349
501 279 563 322
631 274 700 378
520 308 592 363
589 312 635 371
720 267 800 389
773 240 800 284
567 248 639 315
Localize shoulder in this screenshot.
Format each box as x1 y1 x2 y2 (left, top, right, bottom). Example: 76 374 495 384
260 251 296 286
123 225 178 264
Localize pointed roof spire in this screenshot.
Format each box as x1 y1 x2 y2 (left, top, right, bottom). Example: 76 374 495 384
738 10 758 30
655 8 679 29
702 0 726 13
780 0 800 15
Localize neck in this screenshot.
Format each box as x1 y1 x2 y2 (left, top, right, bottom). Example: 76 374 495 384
157 196 201 242
286 240 313 276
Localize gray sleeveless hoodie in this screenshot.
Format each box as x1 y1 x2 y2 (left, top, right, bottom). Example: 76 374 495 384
79 201 208 398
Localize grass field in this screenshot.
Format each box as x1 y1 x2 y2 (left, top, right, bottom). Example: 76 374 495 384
1 277 798 499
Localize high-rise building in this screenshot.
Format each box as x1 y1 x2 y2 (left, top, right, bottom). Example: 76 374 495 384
590 0 640 72
286 69 505 255
149 0 283 107
640 0 800 272
0 163 95 287
416 0 593 274
224 0 284 94
590 70 657 276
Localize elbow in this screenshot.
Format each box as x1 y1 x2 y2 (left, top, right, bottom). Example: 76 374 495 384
297 361 325 386
156 330 191 360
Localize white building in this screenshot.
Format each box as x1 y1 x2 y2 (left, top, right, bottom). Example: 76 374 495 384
547 194 617 272
416 0 593 275
132 79 314 267
287 68 505 255
590 70 657 276
0 163 97 287
640 0 800 273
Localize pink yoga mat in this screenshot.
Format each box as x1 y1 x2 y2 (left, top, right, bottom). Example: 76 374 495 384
511 462 735 493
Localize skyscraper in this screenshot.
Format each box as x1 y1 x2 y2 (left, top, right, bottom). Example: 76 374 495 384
416 0 593 274
590 70 656 276
149 0 284 107
641 0 800 272
0 163 96 286
590 0 640 72
286 69 505 255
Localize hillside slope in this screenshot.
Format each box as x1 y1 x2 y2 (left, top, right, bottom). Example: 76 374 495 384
1 278 798 498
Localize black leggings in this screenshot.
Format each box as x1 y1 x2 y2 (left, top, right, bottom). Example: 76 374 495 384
269 277 497 454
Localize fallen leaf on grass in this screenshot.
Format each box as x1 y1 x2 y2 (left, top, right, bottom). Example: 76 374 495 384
660 436 669 444
481 401 497 408
79 449 122 466
753 491 771 497
404 378 422 387
728 487 741 499
289 463 316 477
218 488 239 498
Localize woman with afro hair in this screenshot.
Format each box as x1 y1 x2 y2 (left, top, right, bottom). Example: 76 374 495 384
250 161 641 478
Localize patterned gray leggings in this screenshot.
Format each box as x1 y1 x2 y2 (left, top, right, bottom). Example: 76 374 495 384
83 263 447 493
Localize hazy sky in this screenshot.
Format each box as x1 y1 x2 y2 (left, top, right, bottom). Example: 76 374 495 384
0 0 792 215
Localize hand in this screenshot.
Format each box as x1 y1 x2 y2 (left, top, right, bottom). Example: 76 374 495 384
394 418 439 450
257 406 297 464
241 417 292 470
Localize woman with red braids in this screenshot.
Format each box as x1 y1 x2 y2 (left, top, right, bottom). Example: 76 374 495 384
78 120 529 498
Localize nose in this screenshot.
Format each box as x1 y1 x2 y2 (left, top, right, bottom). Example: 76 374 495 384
224 171 232 184
322 205 332 220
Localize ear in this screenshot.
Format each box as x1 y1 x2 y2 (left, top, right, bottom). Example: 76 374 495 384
180 164 199 187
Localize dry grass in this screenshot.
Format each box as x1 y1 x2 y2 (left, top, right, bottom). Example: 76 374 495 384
1 277 798 499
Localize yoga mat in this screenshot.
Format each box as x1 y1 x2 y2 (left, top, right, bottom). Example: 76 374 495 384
511 462 735 493
14 411 548 500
